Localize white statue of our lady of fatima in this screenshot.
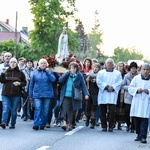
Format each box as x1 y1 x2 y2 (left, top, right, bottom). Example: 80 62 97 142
56 26 69 64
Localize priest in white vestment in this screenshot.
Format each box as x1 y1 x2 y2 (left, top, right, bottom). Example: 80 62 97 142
96 58 122 132
128 63 150 144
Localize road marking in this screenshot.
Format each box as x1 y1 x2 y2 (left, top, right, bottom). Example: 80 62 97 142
65 126 84 136
36 146 50 150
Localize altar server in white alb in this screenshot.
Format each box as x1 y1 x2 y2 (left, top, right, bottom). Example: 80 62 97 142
96 58 122 132
128 63 150 144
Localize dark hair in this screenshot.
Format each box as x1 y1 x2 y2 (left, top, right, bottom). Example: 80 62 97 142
69 62 79 72
26 59 33 63
129 61 138 70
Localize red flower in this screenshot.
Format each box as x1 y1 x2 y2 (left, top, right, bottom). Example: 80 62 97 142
62 58 65 61
68 54 73 57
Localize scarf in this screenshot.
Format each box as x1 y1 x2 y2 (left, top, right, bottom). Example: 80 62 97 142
89 70 98 78
126 71 138 82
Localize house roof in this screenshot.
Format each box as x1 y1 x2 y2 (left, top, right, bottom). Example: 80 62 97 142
20 32 29 43
0 21 15 32
0 32 21 42
0 20 29 44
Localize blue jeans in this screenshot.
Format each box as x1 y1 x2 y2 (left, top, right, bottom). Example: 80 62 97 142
54 100 60 119
96 104 100 122
148 115 150 131
34 98 50 127
22 98 30 118
46 99 53 124
2 95 20 126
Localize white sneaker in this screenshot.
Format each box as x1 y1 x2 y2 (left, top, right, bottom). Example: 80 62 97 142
82 115 87 121
17 112 21 117
148 131 150 138
53 120 57 126
57 122 61 127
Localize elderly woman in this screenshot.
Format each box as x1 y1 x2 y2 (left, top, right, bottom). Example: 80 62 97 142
115 62 127 130
0 57 26 129
85 63 101 129
29 58 56 130
59 62 89 131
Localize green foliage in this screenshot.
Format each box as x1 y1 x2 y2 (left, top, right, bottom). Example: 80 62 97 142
67 29 78 52
112 47 144 63
0 39 14 54
75 11 103 61
28 0 78 60
0 39 27 58
88 11 103 54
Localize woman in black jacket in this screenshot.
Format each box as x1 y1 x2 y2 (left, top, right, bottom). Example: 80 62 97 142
0 57 26 129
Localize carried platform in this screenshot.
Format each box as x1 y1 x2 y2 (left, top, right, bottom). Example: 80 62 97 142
50 66 68 73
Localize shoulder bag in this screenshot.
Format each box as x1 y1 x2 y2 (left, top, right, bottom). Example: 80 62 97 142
71 77 83 101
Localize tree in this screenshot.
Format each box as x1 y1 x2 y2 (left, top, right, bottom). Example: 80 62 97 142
28 0 78 59
112 47 143 63
75 20 89 53
88 11 103 59
0 39 26 58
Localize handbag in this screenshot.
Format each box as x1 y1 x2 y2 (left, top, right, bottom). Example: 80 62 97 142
74 87 83 101
71 77 83 101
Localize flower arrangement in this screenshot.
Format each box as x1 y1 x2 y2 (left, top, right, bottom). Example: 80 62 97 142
61 53 76 68
41 52 82 71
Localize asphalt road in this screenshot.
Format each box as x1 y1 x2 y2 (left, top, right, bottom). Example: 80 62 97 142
0 117 150 150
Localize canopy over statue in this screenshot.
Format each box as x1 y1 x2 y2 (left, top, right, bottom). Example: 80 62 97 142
56 26 69 64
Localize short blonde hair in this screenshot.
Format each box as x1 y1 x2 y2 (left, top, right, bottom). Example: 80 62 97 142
18 57 26 62
38 58 49 67
4 52 12 57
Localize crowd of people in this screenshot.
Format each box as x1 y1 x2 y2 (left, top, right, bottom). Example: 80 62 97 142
0 51 150 144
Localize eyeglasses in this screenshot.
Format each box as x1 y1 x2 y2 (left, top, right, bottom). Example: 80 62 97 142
4 55 11 57
10 61 17 63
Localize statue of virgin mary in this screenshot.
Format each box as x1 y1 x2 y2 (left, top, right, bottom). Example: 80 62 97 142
56 26 69 64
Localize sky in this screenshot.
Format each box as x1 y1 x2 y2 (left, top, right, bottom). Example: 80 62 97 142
0 0 150 59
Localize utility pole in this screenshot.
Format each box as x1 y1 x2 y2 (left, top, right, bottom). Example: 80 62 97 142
14 11 18 58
